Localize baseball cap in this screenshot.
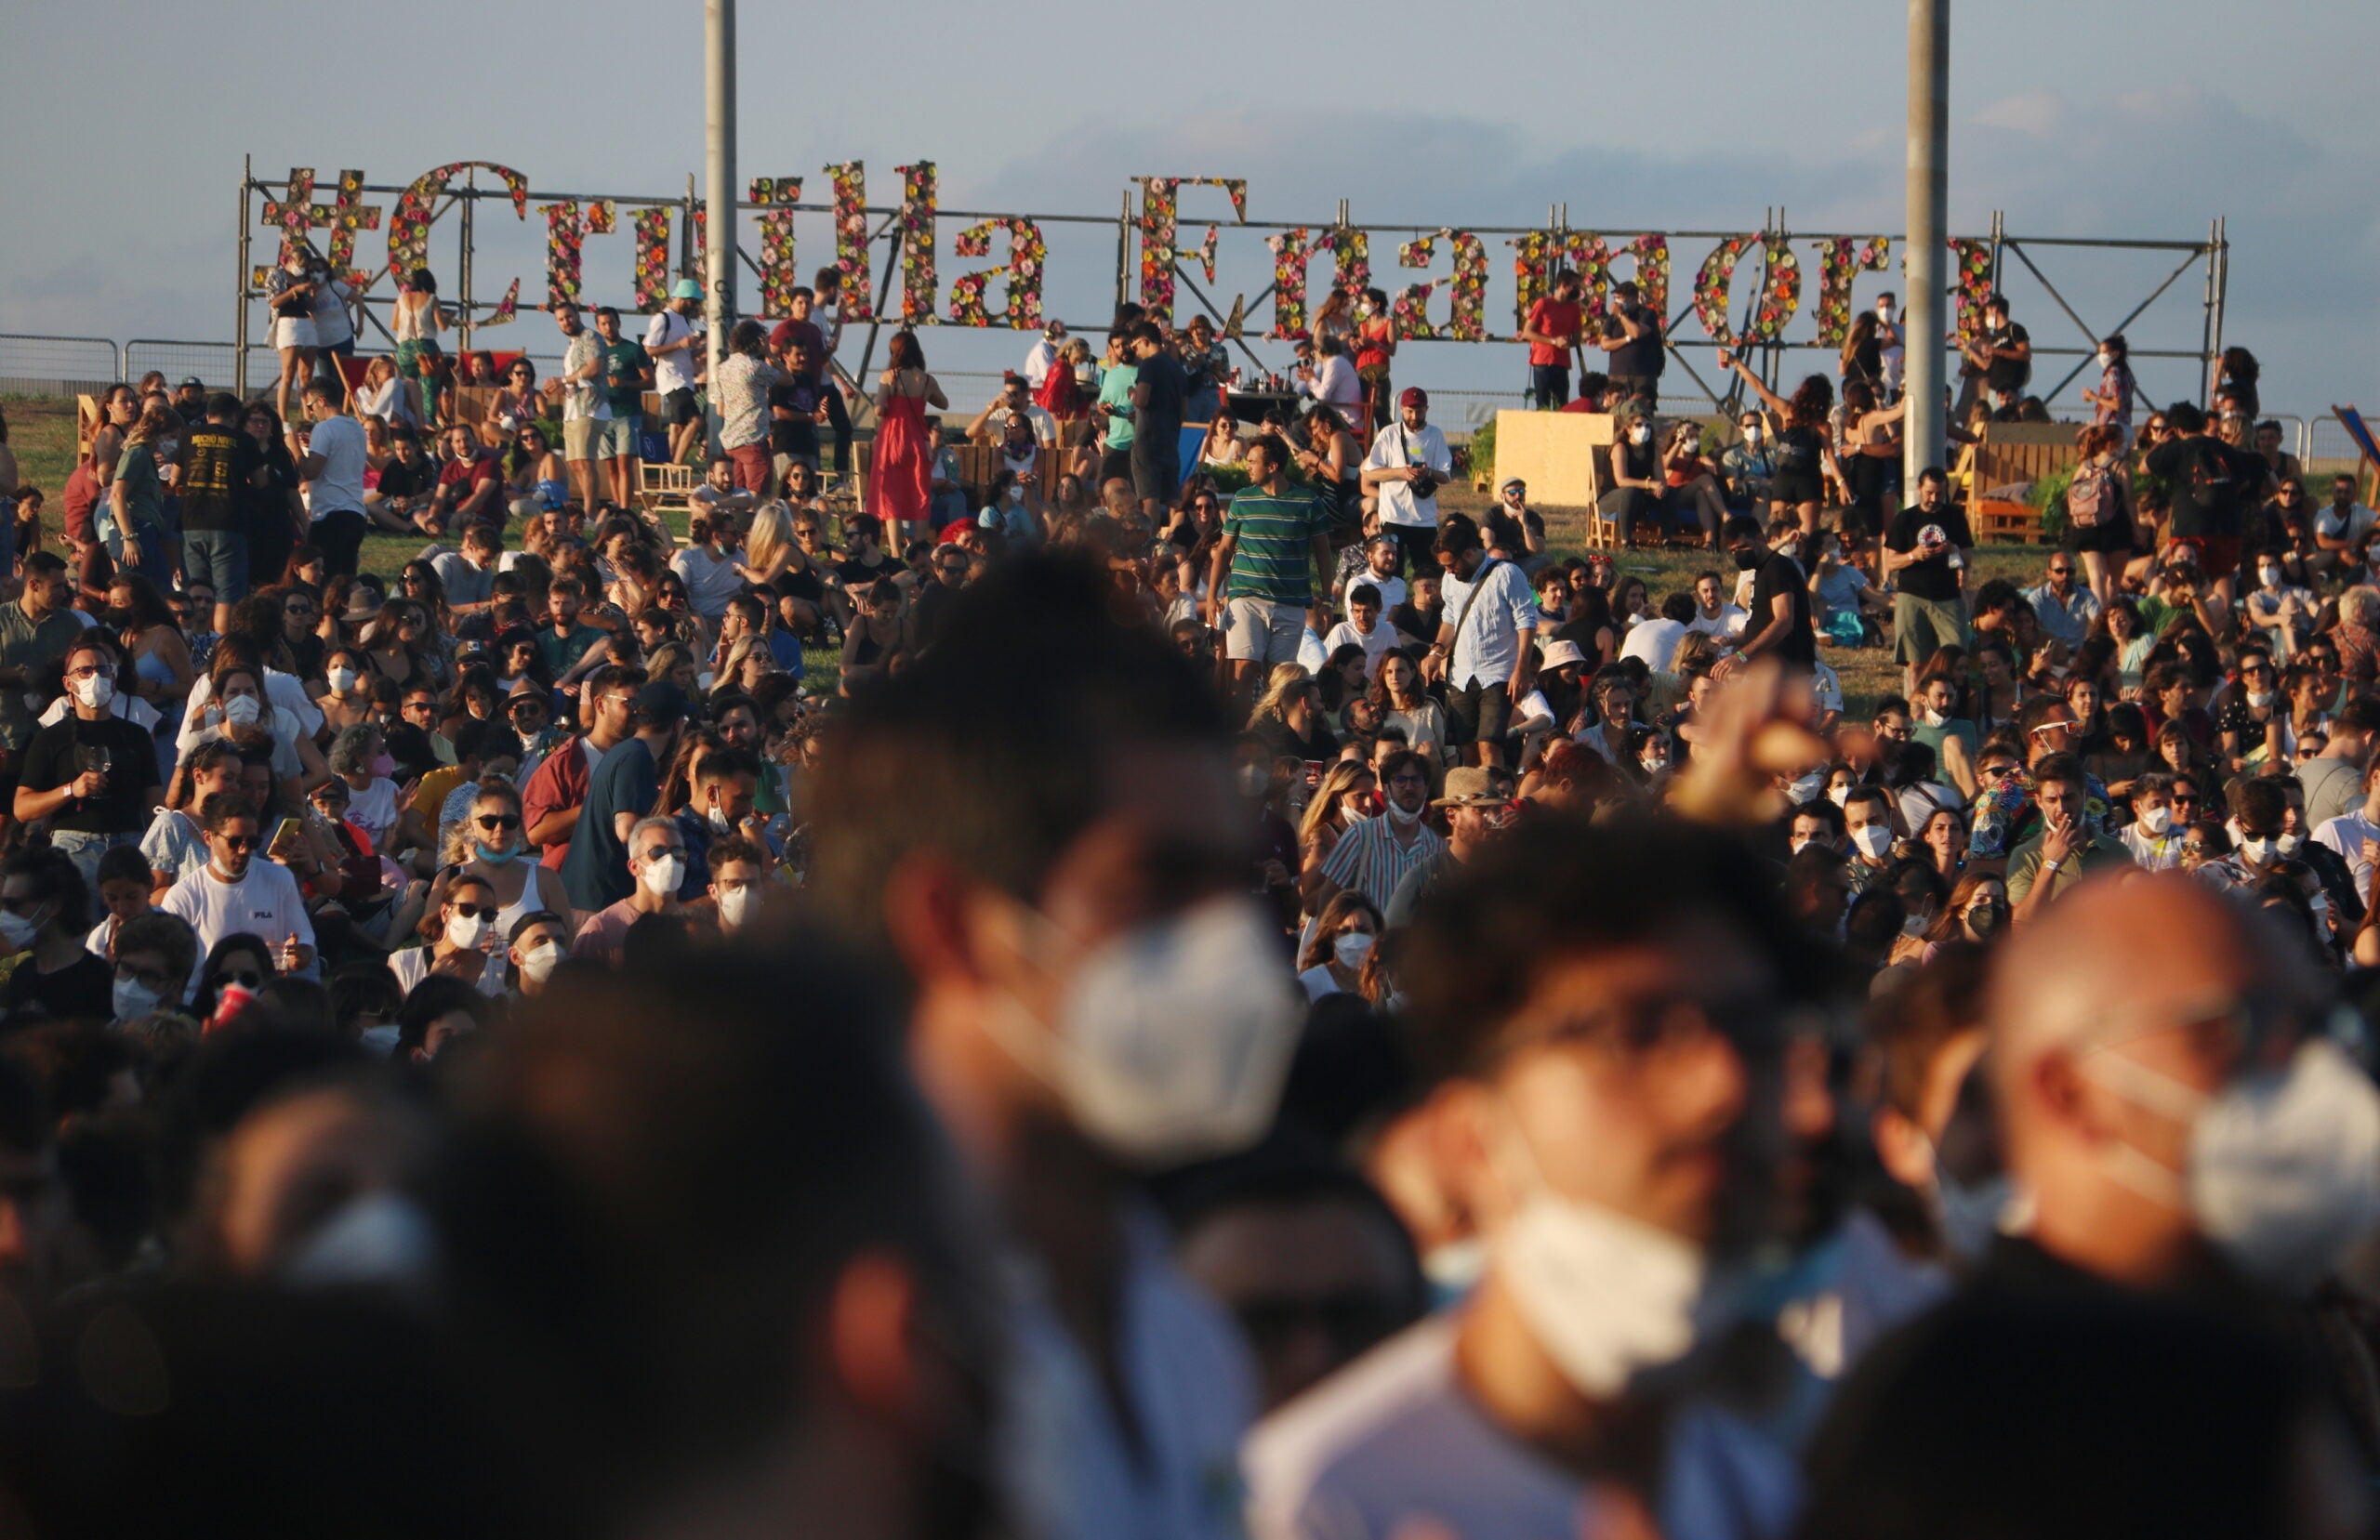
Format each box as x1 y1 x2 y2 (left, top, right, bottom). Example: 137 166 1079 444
178 375 205 390
1499 476 1526 494
670 278 703 300
1398 387 1428 410
1432 767 1503 808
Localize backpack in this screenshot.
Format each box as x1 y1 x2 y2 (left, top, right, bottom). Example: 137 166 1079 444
2067 460 2111 528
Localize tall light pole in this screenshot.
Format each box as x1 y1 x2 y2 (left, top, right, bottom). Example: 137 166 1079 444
704 0 736 443
1904 0 1949 489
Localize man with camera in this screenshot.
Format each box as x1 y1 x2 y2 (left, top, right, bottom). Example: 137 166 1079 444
1884 466 1974 694
1360 388 1453 577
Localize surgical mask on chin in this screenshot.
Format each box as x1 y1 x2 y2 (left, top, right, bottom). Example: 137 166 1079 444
2086 1037 2380 1296
474 840 521 865
1332 931 1376 970
1494 1120 1714 1397
1384 796 1422 828
639 853 686 898
979 895 1301 1169
112 976 164 1022
518 940 564 985
444 912 496 952
2246 690 2274 709
1919 705 1947 728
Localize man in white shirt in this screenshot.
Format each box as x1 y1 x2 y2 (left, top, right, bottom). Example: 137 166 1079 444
1341 535 1408 617
288 377 369 577
2315 757 2380 891
554 301 613 510
1620 592 1696 673
1311 335 1363 433
160 794 316 991
811 566 1289 1540
2122 772 2188 872
1360 387 1450 577
1685 571 1748 642
967 374 1058 447
644 279 707 468
1023 319 1067 388
2314 473 2378 581
1246 820 1802 1540
1425 514 1540 771
1321 583 1418 678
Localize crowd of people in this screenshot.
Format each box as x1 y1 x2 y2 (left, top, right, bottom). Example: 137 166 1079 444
0 256 2373 1540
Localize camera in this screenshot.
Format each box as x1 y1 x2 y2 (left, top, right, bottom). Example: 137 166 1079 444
1409 471 1440 500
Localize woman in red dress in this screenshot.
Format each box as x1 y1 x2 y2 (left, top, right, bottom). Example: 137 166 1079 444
866 330 946 546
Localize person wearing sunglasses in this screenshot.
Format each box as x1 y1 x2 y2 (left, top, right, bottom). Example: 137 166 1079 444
567 815 689 970
192 932 278 1027
454 782 571 938
390 871 508 1000
159 793 315 990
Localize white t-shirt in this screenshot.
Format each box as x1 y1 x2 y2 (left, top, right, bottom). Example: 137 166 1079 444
985 402 1058 445
1620 615 1688 673
1321 619 1403 678
311 276 356 347
1363 422 1451 530
2317 502 2377 548
176 671 324 757
2317 809 2380 889
1686 604 1748 641
388 943 509 1001
160 860 317 988
1023 337 1062 388
1313 355 1362 424
670 545 747 622
1343 570 1408 616
1244 1314 1797 1540
643 309 700 395
304 414 368 517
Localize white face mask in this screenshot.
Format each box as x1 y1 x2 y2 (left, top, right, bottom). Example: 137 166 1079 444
2276 831 2305 857
223 694 264 728
358 1021 403 1056
2240 836 2278 866
1828 785 1853 809
1495 1112 1712 1397
2138 805 2175 836
444 912 496 952
2246 690 2274 709
73 674 114 711
1331 931 1376 971
1236 762 1269 797
1384 795 1423 828
2087 1036 2380 1296
1920 704 1947 728
1628 426 1651 445
1851 823 1894 862
327 665 358 693
717 882 754 931
1740 425 1763 445
638 853 686 898
980 896 1301 1169
112 975 164 1022
2258 568 2281 589
1788 770 1827 805
707 802 734 835
1642 754 1670 775
518 940 564 985
2096 351 2113 369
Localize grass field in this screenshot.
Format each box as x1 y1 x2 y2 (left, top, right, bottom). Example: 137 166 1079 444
4 394 2052 715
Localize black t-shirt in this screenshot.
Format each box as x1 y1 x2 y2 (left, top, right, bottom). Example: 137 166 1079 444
376 455 436 504
179 424 257 533
1886 504 1975 602
1135 352 1189 441
1390 600 1442 640
1749 552 1817 666
835 551 899 588
1606 303 1665 378
2 950 112 1024
20 715 158 835
1985 321 2031 393
2146 436 2243 539
768 376 828 454
1482 504 1545 554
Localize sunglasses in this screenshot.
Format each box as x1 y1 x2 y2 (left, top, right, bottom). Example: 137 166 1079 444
639 847 680 864
475 813 522 832
218 834 259 851
449 902 496 921
211 968 264 991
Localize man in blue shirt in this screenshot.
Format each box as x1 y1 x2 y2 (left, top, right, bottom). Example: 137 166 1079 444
562 681 686 913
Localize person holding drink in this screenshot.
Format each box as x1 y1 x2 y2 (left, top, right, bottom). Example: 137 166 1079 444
13 638 163 887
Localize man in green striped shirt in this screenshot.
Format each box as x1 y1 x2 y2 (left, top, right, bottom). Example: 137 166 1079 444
1205 434 1336 703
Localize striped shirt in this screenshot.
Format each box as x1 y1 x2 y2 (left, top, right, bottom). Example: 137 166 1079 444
1321 814 1445 910
1224 487 1330 605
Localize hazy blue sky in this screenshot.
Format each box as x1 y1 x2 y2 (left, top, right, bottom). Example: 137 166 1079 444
5 0 2373 428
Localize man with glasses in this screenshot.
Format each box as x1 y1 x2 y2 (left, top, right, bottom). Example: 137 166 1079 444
568 815 689 969
1483 478 1549 575
430 522 503 618
1250 820 1808 1540
160 793 315 986
1312 750 1442 913
2023 554 2099 652
14 641 162 888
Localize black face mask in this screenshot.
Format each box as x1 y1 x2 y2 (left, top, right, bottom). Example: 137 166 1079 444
1732 546 1764 572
